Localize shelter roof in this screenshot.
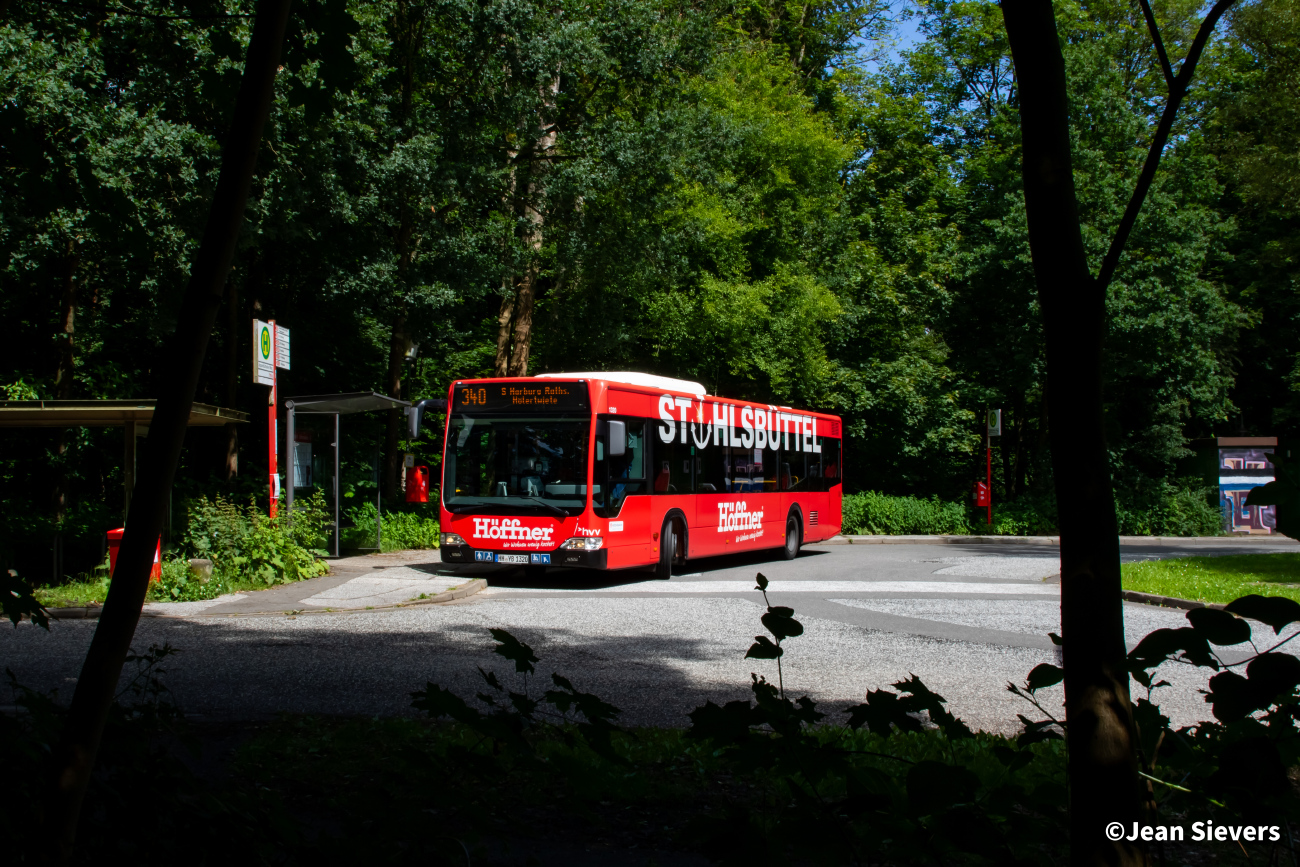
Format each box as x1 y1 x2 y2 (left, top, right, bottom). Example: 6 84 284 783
0 400 248 427
284 392 409 414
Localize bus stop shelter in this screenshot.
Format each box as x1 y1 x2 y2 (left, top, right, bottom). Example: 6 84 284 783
283 392 409 557
0 399 249 518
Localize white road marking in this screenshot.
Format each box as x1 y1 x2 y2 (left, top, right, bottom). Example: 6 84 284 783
484 580 1059 595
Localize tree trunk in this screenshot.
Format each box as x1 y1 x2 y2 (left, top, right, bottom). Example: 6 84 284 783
1001 1 1143 864
493 284 514 376
40 2 292 859
222 276 240 481
495 75 558 377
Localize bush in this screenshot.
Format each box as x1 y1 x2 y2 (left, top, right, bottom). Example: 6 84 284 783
342 502 440 552
1114 479 1223 537
841 491 970 535
974 491 1059 536
149 492 331 602
843 481 1221 537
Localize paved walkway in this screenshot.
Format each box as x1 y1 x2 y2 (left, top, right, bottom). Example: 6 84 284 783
141 549 464 617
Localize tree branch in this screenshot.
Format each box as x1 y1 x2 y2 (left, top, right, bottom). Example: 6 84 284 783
1095 0 1236 292
1137 0 1175 91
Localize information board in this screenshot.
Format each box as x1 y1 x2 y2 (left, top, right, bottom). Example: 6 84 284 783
453 380 589 413
275 325 291 370
253 319 275 386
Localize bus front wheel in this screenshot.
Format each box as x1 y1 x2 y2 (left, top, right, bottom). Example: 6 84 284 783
782 513 801 560
655 518 679 581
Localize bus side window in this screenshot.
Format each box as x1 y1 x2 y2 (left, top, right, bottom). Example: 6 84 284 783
602 418 647 516
696 443 726 493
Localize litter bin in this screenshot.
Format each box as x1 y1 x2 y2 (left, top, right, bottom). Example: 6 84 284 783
107 527 162 582
406 465 430 503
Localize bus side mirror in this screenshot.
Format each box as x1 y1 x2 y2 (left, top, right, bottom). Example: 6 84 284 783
608 420 626 457
406 399 446 439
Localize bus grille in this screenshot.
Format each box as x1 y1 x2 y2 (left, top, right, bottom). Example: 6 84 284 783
809 511 819 525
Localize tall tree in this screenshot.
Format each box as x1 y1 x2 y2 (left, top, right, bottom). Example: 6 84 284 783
1000 0 1234 864
40 0 292 857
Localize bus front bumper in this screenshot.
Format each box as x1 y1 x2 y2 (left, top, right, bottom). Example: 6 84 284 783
439 546 607 570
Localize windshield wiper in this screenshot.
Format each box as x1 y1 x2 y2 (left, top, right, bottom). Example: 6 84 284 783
520 497 569 519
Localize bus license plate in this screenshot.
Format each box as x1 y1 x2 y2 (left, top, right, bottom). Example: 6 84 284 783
496 553 528 564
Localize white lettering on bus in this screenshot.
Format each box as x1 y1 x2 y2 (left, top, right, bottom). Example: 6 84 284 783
655 393 830 455
472 517 554 542
712 401 729 446
658 395 675 443
740 406 755 448
717 501 764 533
675 396 692 444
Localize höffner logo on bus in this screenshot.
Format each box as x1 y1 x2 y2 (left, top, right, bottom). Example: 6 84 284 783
472 517 555 545
718 501 763 535
657 396 823 453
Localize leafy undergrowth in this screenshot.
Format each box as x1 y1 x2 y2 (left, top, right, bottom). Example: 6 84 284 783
1122 552 1300 604
9 577 1300 865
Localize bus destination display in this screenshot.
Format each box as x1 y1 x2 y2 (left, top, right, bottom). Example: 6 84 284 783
454 381 589 412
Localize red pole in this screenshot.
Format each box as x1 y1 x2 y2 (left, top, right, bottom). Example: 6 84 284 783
268 318 278 518
986 444 992 525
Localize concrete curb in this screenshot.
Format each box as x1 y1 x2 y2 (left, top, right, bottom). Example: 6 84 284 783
818 534 1295 547
1121 589 1225 612
43 578 489 621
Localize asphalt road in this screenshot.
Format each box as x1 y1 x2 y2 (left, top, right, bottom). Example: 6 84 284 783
3 537 1297 734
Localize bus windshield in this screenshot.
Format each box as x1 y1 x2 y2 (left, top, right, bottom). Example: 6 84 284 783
443 416 591 516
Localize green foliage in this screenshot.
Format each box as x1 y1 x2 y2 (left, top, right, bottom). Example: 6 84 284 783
841 491 970 535
2 568 49 629
1114 480 1225 537
342 501 440 552
0 0 1294 574
157 492 329 601
843 482 1220 537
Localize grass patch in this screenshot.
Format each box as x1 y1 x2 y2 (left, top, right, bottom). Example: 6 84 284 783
1121 552 1300 604
33 562 330 609
33 575 111 608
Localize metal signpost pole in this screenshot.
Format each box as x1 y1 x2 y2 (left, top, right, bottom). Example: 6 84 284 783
268 318 278 518
986 432 992 526
986 409 1002 526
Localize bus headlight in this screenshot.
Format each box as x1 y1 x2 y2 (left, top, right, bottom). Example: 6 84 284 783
440 532 467 547
559 537 603 551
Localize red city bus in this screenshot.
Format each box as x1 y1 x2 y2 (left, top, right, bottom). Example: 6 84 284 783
418 372 842 578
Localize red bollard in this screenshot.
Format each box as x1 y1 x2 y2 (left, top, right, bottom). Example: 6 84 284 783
405 465 430 503
106 527 162 582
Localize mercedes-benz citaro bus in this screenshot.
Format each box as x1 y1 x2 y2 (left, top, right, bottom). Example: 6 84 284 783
412 372 842 578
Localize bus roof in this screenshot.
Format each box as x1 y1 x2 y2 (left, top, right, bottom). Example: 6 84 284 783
535 371 706 396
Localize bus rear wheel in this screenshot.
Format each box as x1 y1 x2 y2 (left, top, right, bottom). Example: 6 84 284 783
781 513 801 560
655 518 679 581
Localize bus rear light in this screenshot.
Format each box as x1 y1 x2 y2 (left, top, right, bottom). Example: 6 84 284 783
559 537 604 551
440 532 467 547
